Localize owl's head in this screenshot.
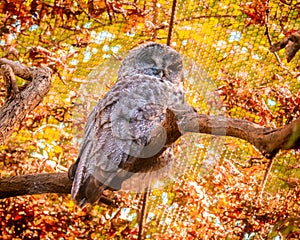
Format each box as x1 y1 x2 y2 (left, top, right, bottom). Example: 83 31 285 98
118 42 183 85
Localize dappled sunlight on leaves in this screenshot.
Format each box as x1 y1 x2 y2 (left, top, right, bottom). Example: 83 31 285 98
0 0 300 239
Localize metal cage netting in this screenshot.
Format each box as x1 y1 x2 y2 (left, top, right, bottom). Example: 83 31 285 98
0 0 299 239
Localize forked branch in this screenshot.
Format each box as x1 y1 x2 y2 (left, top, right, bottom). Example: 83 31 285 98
0 59 52 144
1 59 300 201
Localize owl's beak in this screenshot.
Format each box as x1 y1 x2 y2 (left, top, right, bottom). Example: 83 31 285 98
159 69 168 78
158 70 163 78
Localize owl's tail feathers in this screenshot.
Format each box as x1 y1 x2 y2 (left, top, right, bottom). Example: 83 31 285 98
68 158 105 207
72 175 107 207
70 169 133 207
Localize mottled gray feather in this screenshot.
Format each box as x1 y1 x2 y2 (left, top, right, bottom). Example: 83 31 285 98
70 42 184 206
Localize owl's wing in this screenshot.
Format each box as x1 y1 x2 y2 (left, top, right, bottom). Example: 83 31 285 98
69 80 155 206
70 81 129 206
70 78 182 207
70 108 130 206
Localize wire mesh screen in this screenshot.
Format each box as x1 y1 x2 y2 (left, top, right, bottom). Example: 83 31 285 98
0 0 299 239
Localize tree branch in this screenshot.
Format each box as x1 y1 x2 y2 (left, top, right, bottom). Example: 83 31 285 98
0 173 71 198
0 172 117 206
1 110 300 200
0 58 52 144
1 59 300 202
177 110 300 159
270 29 300 63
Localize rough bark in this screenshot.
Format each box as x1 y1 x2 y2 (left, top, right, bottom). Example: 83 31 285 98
2 109 300 200
0 58 52 144
1 58 300 202
177 111 300 159
0 172 116 205
0 173 72 198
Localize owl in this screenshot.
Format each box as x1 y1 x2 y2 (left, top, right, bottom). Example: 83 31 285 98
69 42 185 207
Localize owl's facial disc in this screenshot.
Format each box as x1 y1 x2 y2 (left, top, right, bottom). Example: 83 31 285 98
137 52 182 82
118 42 183 84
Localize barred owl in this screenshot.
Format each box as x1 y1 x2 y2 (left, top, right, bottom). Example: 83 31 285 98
69 42 185 207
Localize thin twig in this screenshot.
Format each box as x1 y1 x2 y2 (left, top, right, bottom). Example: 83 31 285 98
265 0 300 76
264 0 272 46
258 157 274 200
178 14 239 22
138 187 149 240
76 0 105 25
167 0 177 46
151 0 158 40
265 0 286 66
104 0 113 24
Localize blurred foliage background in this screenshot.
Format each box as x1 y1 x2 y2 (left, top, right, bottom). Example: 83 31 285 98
0 0 299 239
